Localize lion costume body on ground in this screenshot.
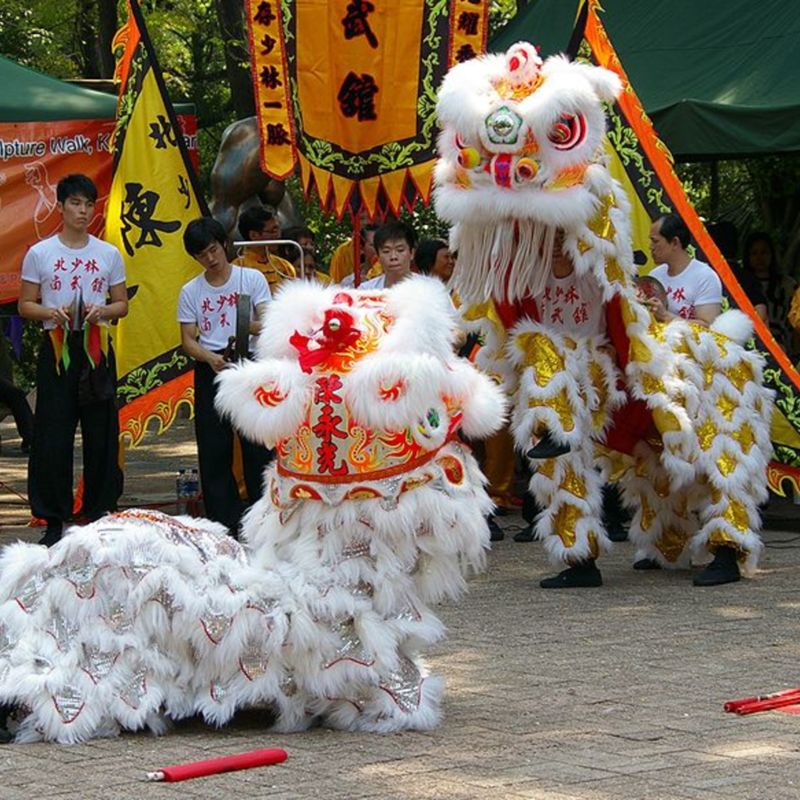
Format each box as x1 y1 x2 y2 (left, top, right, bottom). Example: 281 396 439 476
434 42 773 586
0 277 504 743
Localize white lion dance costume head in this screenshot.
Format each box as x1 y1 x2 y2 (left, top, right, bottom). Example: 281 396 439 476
0 277 505 742
434 42 773 587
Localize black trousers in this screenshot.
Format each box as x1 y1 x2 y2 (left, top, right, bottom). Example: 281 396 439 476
194 360 272 532
0 374 34 446
28 332 122 526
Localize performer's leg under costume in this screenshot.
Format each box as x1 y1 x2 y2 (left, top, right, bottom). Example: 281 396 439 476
193 360 245 530
685 332 771 575
618 443 694 568
482 425 517 508
512 327 624 568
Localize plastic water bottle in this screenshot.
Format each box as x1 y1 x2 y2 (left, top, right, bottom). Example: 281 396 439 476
188 469 200 499
175 469 188 515
186 469 200 514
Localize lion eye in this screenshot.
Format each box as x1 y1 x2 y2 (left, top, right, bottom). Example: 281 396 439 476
547 112 587 150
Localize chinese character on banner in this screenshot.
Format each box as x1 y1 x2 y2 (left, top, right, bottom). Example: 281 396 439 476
148 114 178 149
337 72 379 121
450 0 489 68
342 2 378 49
119 182 181 257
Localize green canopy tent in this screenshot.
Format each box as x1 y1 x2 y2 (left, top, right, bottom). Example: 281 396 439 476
0 55 120 121
0 54 193 120
492 0 800 160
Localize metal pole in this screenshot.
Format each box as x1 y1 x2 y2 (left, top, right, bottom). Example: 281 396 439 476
232 239 306 278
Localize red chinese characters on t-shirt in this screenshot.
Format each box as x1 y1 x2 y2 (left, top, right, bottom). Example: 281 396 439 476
200 291 239 336
540 282 591 331
665 285 694 319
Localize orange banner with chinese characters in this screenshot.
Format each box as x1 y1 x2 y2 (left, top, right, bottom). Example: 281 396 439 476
246 0 296 180
449 0 490 64
247 0 490 219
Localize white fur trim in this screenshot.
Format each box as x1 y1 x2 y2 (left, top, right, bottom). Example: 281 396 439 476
710 309 753 345
215 358 312 446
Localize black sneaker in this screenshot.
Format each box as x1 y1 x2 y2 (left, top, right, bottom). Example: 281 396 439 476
38 522 62 548
540 560 603 588
513 524 535 543
0 704 14 744
633 558 662 570
693 546 741 586
487 516 505 542
602 484 630 542
526 431 570 460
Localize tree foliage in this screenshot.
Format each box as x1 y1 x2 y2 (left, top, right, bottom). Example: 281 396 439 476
677 156 800 276
3 0 798 278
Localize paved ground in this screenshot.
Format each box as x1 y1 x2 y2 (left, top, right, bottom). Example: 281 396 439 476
1 415 799 799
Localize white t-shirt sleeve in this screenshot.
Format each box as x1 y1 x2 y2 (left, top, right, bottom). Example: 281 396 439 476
20 246 41 285
693 266 723 306
108 246 126 286
177 283 197 324
248 269 271 306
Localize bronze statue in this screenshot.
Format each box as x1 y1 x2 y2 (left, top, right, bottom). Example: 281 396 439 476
209 117 300 237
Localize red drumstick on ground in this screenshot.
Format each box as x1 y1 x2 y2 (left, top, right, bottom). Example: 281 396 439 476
724 688 800 714
146 748 288 782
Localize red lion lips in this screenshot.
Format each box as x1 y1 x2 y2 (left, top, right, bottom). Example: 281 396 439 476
290 308 361 374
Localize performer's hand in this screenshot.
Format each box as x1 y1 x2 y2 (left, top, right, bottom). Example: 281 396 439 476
643 296 670 322
207 352 228 373
84 303 105 324
50 305 71 326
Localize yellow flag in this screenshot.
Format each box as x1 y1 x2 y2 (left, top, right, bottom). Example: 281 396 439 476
105 0 204 446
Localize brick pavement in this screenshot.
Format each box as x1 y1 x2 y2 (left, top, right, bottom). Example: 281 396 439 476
1 416 799 799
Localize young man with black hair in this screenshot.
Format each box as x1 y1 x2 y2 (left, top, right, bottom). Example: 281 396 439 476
361 221 417 289
179 217 272 533
648 214 722 326
18 173 128 546
233 205 296 292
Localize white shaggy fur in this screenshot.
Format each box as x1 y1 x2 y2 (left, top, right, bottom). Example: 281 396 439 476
434 41 773 575
215 359 313 446
710 309 753 345
0 281 500 743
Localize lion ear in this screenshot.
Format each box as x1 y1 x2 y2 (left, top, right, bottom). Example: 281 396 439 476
581 64 622 102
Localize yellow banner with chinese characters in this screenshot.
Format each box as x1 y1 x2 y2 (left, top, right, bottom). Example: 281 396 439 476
248 0 490 218
104 0 204 446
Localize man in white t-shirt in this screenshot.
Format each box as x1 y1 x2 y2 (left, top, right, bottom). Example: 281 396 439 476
360 221 417 290
179 217 272 533
18 174 128 546
647 214 722 326
527 231 606 464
